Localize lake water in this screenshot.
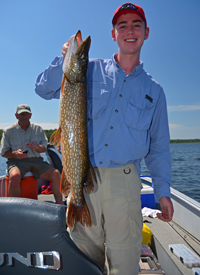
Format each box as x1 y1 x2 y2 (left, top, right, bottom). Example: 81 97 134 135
0 143 200 203
141 143 200 203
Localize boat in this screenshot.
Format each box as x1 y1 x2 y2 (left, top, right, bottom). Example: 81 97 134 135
0 146 200 274
140 176 200 275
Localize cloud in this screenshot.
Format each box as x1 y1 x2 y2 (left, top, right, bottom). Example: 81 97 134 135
169 124 200 139
169 124 182 129
168 105 200 111
0 123 11 129
36 122 59 130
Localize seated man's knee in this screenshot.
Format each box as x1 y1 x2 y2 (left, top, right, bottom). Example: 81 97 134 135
9 169 21 186
42 167 60 182
52 168 60 181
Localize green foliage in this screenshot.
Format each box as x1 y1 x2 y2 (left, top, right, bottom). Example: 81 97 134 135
44 129 56 141
0 129 56 142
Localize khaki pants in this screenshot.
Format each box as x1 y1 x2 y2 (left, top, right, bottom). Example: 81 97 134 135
67 163 143 275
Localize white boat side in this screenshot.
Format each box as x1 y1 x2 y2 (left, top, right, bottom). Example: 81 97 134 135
141 177 200 275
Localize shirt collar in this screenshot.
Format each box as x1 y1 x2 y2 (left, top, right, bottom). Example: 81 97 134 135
15 122 20 130
17 122 31 132
112 54 144 76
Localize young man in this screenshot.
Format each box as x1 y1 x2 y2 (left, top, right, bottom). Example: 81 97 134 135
35 3 174 274
0 104 63 204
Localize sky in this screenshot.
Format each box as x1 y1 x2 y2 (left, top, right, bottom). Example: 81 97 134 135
0 0 200 139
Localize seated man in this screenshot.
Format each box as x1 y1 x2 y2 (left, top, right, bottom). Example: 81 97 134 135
0 104 63 204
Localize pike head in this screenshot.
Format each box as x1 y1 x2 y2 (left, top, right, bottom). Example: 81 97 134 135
63 30 91 83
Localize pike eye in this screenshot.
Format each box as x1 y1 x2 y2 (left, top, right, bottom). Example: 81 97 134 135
82 58 88 63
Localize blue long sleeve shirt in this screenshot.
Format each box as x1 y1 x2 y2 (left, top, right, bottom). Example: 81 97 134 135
35 55 172 200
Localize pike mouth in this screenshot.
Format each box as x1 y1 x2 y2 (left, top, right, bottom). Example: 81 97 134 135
75 30 83 47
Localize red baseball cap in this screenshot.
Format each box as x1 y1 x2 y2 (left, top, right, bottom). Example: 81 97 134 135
112 3 147 27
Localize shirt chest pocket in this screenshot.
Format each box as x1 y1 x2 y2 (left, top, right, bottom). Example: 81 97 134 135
10 138 19 146
9 138 20 151
125 98 155 131
30 134 41 143
87 83 111 119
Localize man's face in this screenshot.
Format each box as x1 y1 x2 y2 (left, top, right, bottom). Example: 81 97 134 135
15 112 32 127
111 13 149 57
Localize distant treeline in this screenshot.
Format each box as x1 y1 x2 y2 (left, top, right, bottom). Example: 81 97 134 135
43 129 56 141
0 129 199 144
170 139 200 143
0 129 56 142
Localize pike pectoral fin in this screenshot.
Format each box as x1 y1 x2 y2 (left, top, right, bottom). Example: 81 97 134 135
84 163 97 194
61 75 65 95
60 170 71 196
90 163 97 184
49 127 61 146
84 173 94 193
67 200 92 228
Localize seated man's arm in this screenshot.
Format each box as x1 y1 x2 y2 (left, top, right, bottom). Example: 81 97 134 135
2 149 27 160
28 141 46 153
1 130 27 160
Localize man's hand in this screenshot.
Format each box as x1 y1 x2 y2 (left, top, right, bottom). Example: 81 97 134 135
12 149 27 160
62 41 69 58
2 149 27 159
27 142 46 153
57 145 61 154
27 141 39 151
17 149 28 159
157 196 174 222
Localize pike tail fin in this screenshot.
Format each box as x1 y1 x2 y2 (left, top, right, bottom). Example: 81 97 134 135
67 200 92 228
49 127 61 146
60 170 71 196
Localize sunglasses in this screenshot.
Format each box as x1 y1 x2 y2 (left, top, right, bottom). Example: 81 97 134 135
118 3 146 26
118 3 137 12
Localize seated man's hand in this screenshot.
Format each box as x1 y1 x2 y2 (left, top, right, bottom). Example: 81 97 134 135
27 141 39 151
16 149 27 159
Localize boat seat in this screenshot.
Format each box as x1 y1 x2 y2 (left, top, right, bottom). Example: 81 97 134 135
5 172 38 199
0 197 103 275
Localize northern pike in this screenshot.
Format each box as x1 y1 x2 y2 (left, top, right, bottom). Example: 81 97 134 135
50 31 96 228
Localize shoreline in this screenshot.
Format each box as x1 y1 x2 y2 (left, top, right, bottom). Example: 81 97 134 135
170 139 200 144
0 129 199 144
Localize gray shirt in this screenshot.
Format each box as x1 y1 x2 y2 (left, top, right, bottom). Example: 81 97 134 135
0 122 48 158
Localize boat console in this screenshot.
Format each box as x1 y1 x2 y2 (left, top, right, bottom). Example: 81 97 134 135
0 197 104 274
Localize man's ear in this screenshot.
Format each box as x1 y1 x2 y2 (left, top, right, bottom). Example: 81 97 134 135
144 27 150 40
111 28 116 41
